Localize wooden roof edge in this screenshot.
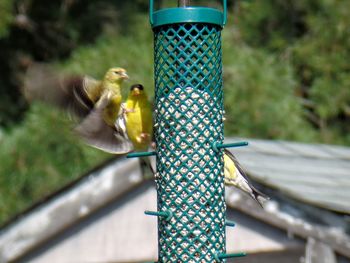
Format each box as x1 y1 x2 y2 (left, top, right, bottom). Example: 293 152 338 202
0 158 144 263
225 189 350 258
0 156 119 230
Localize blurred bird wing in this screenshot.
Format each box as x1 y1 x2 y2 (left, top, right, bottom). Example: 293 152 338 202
23 63 66 104
23 63 102 119
75 97 134 154
82 76 103 102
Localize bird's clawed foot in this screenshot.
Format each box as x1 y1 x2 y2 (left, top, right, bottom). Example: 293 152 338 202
125 108 135 114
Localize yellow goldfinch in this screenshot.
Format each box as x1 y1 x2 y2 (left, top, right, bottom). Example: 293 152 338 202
23 64 133 154
122 84 153 151
224 149 268 207
116 84 154 175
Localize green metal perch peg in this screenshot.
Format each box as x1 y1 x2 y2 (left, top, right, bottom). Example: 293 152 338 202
216 252 247 260
126 151 156 158
225 220 236 227
150 0 229 262
145 210 173 221
213 141 249 152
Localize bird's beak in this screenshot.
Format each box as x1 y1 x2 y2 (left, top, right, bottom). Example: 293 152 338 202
132 88 141 96
121 72 129 80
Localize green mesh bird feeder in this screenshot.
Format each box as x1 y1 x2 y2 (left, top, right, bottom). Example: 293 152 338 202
129 0 247 261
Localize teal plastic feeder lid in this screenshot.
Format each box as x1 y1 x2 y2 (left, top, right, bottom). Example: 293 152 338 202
149 0 227 28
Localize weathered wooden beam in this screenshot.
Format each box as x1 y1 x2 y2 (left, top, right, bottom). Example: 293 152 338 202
0 158 144 263
225 189 350 258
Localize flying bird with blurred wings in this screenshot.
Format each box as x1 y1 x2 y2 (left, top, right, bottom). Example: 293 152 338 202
23 64 133 154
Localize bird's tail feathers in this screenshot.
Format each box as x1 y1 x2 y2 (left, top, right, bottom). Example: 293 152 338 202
140 154 156 180
251 186 270 208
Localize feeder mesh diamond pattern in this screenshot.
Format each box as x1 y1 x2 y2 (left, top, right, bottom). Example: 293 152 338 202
154 23 225 262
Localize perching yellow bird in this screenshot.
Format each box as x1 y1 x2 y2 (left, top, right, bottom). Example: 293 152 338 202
116 83 155 175
23 64 133 154
122 84 153 151
224 149 268 207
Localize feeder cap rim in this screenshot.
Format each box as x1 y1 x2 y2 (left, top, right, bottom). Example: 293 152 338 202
151 7 225 28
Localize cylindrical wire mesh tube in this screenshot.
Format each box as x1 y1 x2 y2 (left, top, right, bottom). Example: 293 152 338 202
151 3 226 262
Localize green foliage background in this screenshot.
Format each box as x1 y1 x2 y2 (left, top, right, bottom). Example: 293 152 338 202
0 0 13 37
0 0 349 225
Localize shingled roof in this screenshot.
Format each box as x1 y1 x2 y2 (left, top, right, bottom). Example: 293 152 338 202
231 138 350 214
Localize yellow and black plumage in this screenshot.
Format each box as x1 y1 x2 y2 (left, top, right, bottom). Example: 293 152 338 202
117 83 155 174
224 149 269 207
122 84 153 151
